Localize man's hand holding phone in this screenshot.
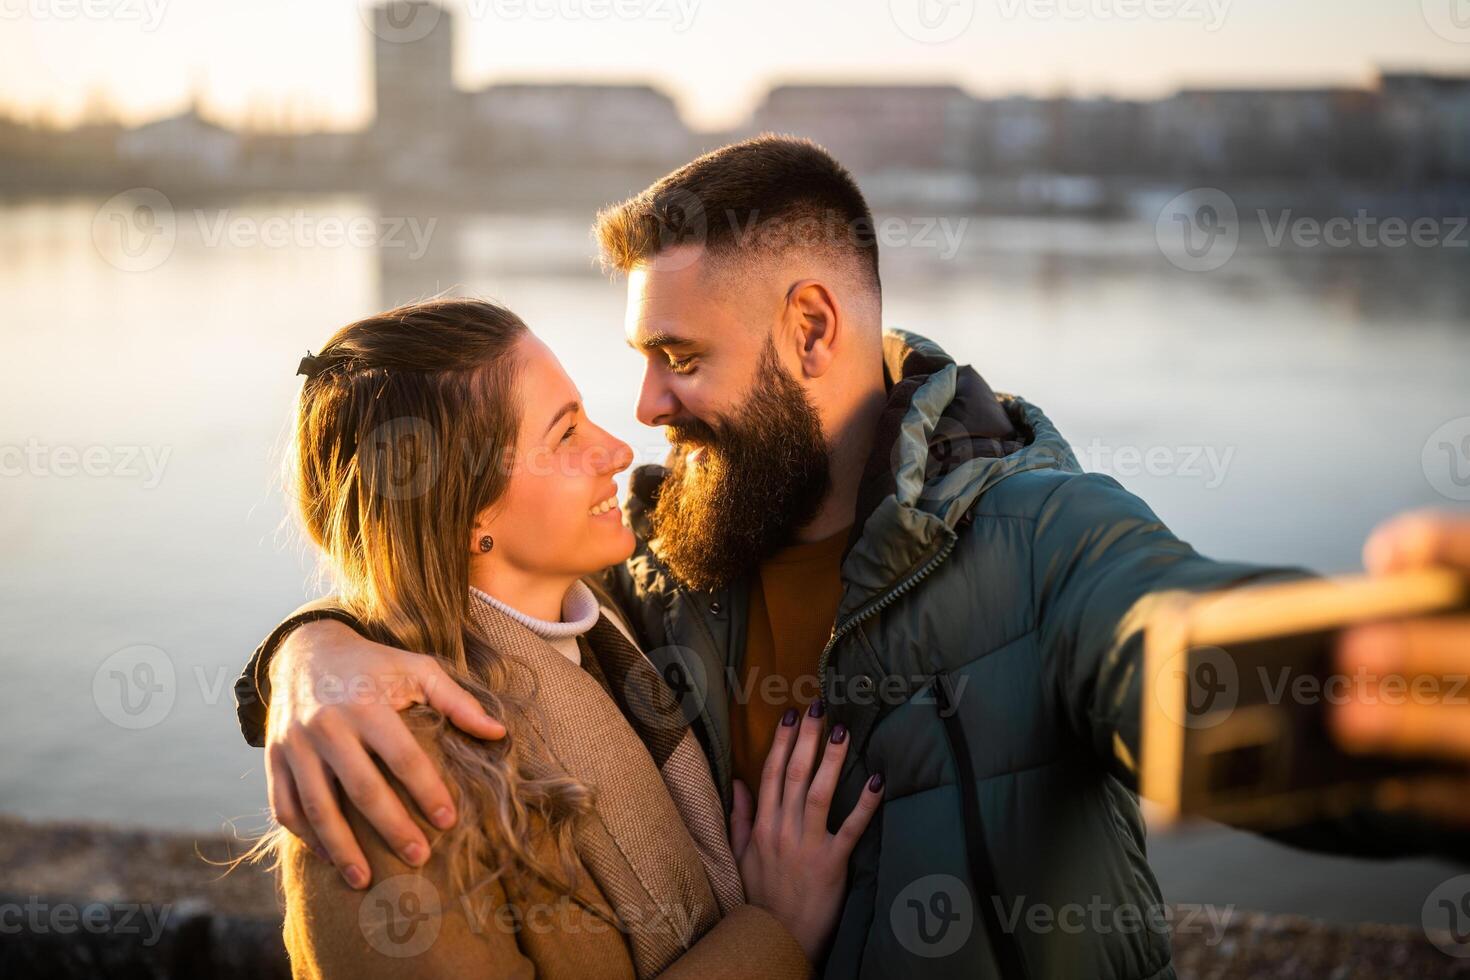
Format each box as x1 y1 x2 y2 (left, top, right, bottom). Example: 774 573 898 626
1333 511 1470 826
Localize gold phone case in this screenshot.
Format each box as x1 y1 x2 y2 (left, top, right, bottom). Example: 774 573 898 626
1141 568 1470 829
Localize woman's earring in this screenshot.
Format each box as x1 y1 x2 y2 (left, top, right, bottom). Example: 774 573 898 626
479 535 494 554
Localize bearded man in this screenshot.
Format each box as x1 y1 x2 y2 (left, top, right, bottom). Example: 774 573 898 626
238 136 1470 979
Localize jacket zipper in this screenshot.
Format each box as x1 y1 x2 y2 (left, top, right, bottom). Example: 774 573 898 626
816 531 959 700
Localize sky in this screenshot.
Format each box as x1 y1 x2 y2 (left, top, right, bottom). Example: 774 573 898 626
1 0 1468 131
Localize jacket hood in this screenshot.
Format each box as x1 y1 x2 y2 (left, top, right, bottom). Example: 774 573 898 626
623 330 1080 617
836 329 1078 618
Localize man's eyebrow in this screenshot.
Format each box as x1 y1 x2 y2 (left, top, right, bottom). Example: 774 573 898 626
542 400 579 437
627 331 694 352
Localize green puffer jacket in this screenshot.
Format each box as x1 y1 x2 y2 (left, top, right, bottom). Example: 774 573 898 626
593 330 1305 980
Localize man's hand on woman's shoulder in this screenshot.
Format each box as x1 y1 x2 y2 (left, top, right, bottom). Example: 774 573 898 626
264 620 506 889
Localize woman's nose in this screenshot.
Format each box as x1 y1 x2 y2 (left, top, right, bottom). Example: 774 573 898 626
606 437 634 475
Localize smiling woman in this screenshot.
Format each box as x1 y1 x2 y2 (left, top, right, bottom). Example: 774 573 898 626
233 296 871 978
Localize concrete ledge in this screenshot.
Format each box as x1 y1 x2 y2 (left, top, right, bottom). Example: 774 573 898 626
2 814 1468 978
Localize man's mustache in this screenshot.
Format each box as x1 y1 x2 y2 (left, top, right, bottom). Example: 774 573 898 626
665 417 724 449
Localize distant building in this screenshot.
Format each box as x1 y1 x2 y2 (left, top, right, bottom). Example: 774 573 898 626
116 104 240 181
465 83 688 169
973 97 1054 174
1379 72 1470 181
371 0 459 178
750 84 979 176
1146 87 1384 179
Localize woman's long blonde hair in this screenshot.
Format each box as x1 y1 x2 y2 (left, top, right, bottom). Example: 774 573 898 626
251 298 592 901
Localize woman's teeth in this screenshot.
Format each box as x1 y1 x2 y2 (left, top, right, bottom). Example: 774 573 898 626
589 495 619 517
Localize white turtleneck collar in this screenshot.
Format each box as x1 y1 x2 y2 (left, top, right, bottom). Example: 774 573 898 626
468 580 600 665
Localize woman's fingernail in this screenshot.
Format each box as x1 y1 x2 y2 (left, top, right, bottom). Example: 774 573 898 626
403 842 427 866
807 699 826 719
829 724 848 745
343 865 368 889
867 773 885 793
431 806 455 829
780 708 799 727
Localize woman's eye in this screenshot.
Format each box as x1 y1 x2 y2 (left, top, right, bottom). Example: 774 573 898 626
559 423 578 445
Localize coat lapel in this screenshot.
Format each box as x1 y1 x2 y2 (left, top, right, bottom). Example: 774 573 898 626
467 595 724 976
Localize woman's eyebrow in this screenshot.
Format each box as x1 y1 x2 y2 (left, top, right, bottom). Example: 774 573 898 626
542 400 579 437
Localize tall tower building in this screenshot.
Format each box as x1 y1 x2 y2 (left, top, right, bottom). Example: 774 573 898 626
370 0 456 174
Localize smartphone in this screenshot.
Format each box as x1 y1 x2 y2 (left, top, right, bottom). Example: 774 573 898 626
1141 567 1470 830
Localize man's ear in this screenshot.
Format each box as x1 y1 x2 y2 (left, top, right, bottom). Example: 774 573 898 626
785 278 842 379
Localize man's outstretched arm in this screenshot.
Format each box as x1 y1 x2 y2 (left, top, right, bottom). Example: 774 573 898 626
1029 471 1305 782
234 605 505 890
1031 474 1470 854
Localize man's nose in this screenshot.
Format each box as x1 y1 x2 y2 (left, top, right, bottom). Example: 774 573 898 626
636 364 678 428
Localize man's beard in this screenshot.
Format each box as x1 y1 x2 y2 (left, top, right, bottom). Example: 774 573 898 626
649 340 831 593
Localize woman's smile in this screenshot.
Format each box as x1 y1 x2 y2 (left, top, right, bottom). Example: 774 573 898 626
589 493 620 518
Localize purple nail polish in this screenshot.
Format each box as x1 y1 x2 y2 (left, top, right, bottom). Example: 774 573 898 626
829 724 848 745
867 773 884 793
780 707 799 727
807 698 826 719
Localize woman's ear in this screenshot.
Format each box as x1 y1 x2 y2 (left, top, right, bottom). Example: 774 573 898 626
785 279 842 379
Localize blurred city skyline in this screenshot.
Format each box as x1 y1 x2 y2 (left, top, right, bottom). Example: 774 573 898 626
3 0 1469 132
6 0 1467 215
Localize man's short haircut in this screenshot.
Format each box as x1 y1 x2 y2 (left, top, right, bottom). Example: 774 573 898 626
595 134 881 294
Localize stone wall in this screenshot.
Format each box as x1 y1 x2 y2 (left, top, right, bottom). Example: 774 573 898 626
2 814 1467 978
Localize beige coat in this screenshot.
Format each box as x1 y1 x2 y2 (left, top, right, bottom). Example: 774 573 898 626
278 596 811 979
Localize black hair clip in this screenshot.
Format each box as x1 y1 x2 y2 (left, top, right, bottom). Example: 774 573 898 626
297 351 326 379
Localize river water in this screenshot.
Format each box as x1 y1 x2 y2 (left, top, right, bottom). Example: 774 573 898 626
1 194 1466 924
